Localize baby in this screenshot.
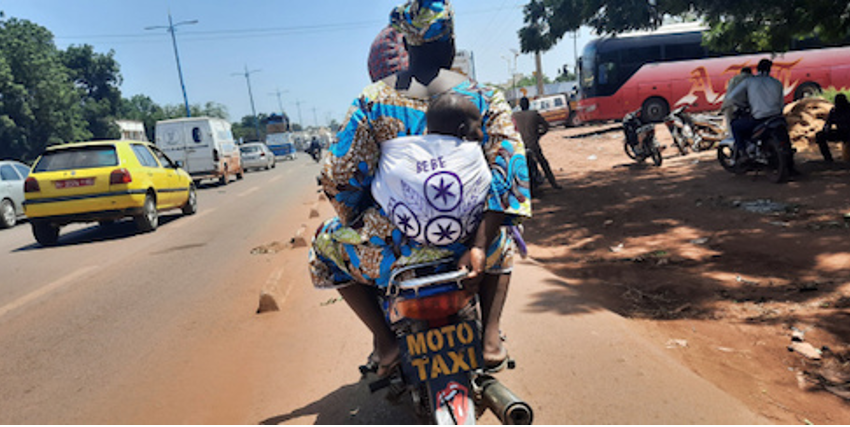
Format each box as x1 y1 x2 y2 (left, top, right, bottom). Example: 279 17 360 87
426 92 484 142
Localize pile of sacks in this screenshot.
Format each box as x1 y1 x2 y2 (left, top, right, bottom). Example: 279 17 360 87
783 97 833 153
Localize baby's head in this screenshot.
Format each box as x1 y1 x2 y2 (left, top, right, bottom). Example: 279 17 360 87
426 93 484 141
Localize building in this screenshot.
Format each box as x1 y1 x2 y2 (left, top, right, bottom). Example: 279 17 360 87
115 120 149 142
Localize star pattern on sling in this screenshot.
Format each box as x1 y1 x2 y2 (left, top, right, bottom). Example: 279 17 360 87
396 212 414 235
431 177 456 206
432 221 458 243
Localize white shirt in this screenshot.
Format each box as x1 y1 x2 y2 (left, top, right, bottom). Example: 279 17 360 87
726 73 784 120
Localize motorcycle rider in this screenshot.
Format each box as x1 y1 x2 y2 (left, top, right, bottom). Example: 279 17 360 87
307 136 322 162
309 0 529 379
724 59 784 161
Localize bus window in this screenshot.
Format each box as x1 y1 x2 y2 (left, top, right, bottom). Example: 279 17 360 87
664 43 702 61
598 62 616 86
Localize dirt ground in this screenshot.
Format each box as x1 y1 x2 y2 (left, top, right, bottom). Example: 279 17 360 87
525 122 850 424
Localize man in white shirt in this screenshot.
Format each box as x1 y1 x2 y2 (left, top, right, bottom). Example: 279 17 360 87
725 59 784 159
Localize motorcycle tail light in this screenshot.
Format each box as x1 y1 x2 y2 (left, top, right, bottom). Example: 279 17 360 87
393 290 473 321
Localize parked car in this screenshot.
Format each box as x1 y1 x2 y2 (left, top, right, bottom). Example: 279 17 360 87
239 142 276 171
23 140 197 246
0 160 31 228
154 117 244 186
531 94 579 127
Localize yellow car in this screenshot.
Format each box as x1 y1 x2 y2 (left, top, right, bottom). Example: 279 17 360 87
24 140 197 245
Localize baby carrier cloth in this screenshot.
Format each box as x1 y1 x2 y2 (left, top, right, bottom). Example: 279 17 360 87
371 134 492 246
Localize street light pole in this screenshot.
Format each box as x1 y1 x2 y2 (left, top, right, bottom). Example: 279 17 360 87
145 12 197 118
232 65 262 141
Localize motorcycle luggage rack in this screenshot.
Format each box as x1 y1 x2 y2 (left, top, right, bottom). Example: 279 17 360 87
387 259 469 297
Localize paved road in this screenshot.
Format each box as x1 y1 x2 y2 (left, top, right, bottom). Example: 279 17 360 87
0 154 770 424
0 157 320 424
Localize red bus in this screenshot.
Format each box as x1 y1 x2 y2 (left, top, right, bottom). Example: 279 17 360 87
576 23 850 123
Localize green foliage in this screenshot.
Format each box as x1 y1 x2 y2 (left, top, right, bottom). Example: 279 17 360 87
61 45 123 140
519 0 850 54
819 87 850 104
0 16 91 162
516 73 552 88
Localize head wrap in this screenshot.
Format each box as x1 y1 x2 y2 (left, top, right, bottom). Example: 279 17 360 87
390 0 454 46
368 26 409 82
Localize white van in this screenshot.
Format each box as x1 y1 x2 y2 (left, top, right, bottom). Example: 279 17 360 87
155 117 244 186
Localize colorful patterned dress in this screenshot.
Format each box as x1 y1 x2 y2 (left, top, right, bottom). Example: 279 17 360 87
309 79 531 289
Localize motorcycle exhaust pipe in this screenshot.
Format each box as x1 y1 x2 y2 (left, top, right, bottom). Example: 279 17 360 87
480 378 533 425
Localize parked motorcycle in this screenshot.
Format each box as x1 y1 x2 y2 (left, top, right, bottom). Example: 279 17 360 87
623 109 663 166
366 259 533 425
664 105 725 155
717 112 793 183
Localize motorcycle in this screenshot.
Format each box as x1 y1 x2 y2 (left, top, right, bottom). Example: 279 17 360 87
664 105 725 155
366 259 533 425
717 112 793 183
307 145 322 163
622 109 663 166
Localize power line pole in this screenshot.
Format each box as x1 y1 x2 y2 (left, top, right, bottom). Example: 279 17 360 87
232 65 261 141
145 12 198 118
269 88 289 129
292 99 304 130
311 107 318 128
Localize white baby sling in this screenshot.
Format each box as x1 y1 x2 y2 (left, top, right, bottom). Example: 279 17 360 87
371 134 492 246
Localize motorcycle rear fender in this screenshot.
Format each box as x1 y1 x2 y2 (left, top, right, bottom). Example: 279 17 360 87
717 137 735 147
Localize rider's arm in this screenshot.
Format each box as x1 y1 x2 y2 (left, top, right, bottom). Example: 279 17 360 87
458 211 505 278
725 79 749 111
319 86 383 226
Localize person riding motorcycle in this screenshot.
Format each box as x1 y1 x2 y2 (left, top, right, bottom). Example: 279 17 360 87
309 0 530 379
723 59 785 161
307 137 322 162
724 59 799 175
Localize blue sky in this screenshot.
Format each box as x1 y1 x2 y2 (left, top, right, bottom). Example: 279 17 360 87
1 0 592 126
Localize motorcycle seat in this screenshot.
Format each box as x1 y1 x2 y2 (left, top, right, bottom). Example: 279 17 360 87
752 115 787 139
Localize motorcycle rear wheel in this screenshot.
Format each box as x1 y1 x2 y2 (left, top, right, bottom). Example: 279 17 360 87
763 137 789 184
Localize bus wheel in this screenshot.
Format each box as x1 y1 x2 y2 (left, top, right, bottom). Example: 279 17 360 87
794 82 821 100
642 97 669 123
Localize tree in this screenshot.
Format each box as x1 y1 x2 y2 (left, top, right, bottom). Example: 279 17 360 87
517 0 558 95
61 44 123 140
0 17 89 161
519 0 850 54
516 73 552 88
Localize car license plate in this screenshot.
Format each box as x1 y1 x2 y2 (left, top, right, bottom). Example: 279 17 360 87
400 321 483 384
55 178 95 189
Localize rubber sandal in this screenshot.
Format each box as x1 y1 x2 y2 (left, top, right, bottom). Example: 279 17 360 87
359 351 380 376
376 357 401 378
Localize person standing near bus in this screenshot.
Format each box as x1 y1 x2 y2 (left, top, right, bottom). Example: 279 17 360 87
513 96 562 193
725 59 784 159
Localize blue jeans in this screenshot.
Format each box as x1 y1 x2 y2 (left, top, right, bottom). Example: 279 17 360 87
731 116 763 154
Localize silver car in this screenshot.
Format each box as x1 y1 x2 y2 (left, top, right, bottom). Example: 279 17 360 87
0 160 31 228
239 142 276 171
